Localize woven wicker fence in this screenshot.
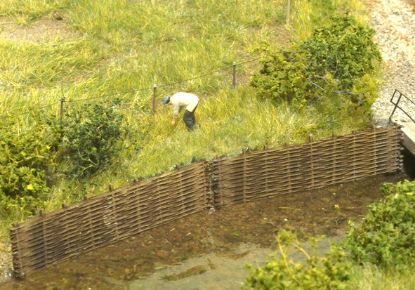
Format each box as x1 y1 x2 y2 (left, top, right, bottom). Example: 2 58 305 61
211 127 402 207
10 126 402 278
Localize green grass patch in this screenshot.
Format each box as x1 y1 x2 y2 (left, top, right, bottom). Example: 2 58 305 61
349 264 415 290
0 0 70 22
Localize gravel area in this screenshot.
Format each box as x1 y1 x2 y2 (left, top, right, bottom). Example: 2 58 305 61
0 241 11 284
370 0 415 126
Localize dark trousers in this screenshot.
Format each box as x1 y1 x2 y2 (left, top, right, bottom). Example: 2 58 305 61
183 109 196 130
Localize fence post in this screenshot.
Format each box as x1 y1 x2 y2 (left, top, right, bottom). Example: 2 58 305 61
232 61 236 89
152 84 157 113
286 0 291 26
59 97 65 129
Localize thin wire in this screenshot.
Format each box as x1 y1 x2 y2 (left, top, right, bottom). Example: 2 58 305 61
157 64 232 89
0 55 262 118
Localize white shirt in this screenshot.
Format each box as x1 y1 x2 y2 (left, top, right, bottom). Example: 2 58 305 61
170 92 199 116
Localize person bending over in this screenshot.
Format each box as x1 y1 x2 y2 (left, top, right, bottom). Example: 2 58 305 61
163 92 199 130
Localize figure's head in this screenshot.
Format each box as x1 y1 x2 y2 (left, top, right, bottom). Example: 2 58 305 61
162 96 170 105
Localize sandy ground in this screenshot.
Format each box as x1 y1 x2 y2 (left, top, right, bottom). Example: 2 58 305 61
370 0 415 126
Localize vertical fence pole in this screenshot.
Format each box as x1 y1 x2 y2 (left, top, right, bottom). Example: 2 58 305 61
59 97 65 140
59 98 65 128
152 84 157 113
232 61 236 89
286 0 291 26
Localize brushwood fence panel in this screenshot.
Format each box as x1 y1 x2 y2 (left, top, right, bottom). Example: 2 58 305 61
212 128 402 207
11 162 209 277
10 127 402 278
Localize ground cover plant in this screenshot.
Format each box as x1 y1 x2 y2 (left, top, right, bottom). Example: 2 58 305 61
243 230 352 290
346 180 415 268
0 126 53 218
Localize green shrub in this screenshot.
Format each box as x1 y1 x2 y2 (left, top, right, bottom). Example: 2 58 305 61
251 47 310 104
251 16 381 108
300 16 381 90
0 129 52 216
346 180 415 268
243 230 352 290
55 101 124 179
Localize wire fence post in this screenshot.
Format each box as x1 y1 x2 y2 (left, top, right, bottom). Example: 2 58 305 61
59 97 65 140
152 84 157 113
232 61 237 89
286 0 291 26
59 97 65 127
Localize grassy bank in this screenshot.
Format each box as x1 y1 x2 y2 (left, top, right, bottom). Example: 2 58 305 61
0 0 376 263
0 0 369 223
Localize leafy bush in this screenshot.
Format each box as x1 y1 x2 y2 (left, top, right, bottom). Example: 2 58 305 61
346 180 415 268
251 16 381 108
55 101 123 179
251 48 310 104
243 230 352 290
300 16 381 89
0 129 52 215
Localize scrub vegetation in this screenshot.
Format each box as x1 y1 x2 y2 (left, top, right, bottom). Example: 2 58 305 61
244 180 415 290
0 0 411 288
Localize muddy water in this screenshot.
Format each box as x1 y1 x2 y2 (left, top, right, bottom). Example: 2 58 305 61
0 173 408 290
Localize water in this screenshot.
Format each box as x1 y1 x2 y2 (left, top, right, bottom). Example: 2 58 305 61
0 174 407 290
128 243 273 290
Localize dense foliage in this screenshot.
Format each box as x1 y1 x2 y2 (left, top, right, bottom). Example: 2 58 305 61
0 101 123 216
55 101 124 179
243 230 352 290
251 16 381 109
346 180 415 268
0 128 53 215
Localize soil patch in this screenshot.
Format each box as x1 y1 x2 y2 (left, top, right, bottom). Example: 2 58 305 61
0 16 79 43
0 173 406 290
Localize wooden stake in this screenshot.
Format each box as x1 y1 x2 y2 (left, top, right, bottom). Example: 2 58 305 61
232 61 237 89
152 84 157 113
